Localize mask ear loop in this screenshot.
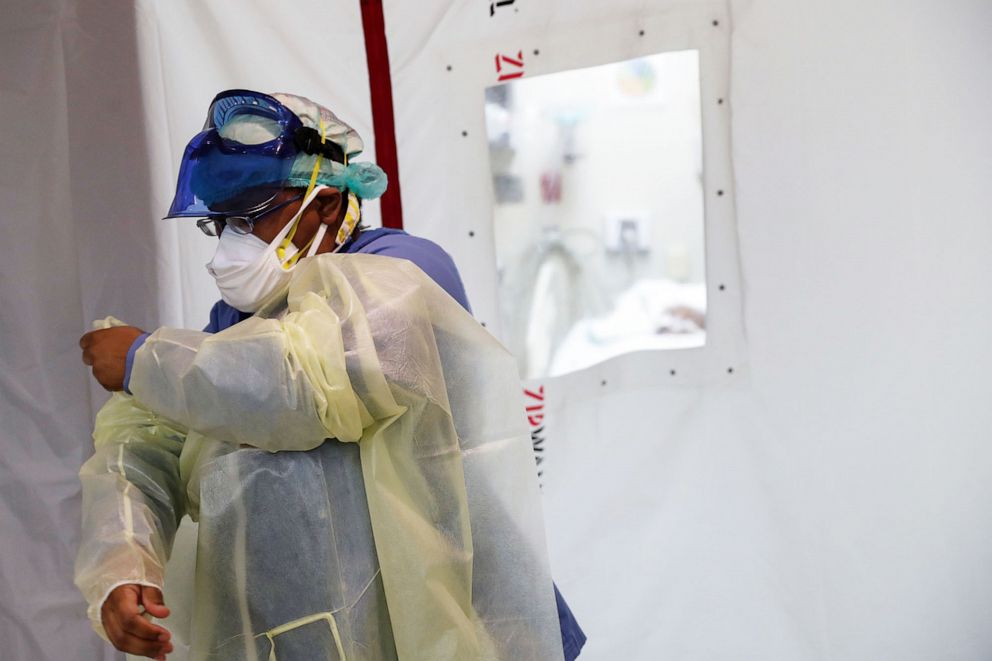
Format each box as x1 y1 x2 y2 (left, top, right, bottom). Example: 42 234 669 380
280 191 326 267
276 113 327 265
266 185 326 269
304 223 329 258
281 188 349 263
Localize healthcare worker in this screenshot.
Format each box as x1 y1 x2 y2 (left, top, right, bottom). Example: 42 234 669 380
77 90 585 660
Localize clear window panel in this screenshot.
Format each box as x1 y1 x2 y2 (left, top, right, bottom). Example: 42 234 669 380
487 50 707 379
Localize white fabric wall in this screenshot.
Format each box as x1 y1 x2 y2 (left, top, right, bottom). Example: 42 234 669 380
1 0 990 659
385 1 992 658
1 2 162 658
538 2 992 659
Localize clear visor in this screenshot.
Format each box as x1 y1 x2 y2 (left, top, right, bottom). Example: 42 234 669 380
165 90 303 218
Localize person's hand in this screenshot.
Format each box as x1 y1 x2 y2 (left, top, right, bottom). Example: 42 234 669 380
79 326 144 391
101 584 173 660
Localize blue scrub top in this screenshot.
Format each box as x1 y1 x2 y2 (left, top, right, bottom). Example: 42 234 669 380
124 227 585 659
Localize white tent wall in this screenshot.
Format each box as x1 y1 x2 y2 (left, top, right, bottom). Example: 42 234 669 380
1 1 162 658
388 0 992 659
1 1 990 660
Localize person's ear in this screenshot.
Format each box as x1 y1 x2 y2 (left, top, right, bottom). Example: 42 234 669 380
314 188 344 225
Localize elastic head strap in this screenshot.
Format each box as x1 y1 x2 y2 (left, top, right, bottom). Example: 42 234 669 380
333 192 361 250
266 185 326 269
276 114 327 264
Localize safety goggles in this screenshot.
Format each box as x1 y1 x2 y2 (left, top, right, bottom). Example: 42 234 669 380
195 193 304 237
164 90 345 219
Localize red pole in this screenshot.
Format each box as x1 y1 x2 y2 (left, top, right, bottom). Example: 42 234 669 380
360 0 403 229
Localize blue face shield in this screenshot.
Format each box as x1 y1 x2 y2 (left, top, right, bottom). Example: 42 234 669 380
164 90 345 218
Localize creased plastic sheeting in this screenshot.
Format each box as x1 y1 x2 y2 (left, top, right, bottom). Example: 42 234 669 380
82 253 562 660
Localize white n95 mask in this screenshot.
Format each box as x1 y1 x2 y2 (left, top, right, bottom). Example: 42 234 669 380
206 186 328 312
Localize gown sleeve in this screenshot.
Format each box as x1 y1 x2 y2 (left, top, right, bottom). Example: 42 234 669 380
127 295 376 452
74 393 187 642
